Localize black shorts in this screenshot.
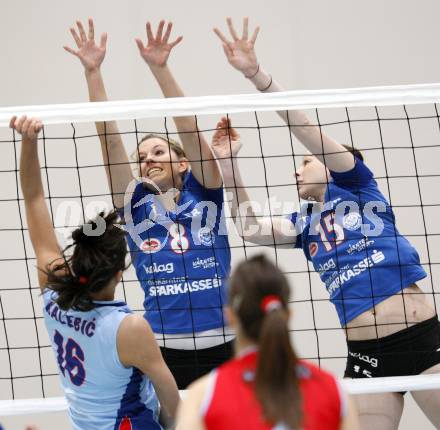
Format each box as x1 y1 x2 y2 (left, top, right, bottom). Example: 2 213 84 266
161 340 234 389
344 316 440 392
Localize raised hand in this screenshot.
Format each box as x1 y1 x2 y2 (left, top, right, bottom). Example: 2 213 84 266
211 117 242 160
10 116 42 141
213 17 260 77
64 18 107 72
135 20 183 68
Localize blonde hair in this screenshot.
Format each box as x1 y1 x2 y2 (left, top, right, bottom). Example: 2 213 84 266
130 134 186 178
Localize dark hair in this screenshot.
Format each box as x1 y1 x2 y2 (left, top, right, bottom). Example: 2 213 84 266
229 255 302 429
342 144 364 162
44 211 128 312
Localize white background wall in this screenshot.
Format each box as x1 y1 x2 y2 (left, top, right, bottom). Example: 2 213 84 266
1 0 440 429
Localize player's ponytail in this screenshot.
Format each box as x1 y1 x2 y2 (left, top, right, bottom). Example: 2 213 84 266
229 255 302 429
45 211 128 311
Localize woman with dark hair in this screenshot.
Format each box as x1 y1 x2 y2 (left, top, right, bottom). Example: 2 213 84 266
212 18 440 430
64 18 233 389
10 115 179 430
177 255 359 430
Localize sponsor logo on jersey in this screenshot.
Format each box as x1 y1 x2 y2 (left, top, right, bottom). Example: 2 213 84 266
327 250 385 295
317 258 337 275
183 207 203 218
349 351 378 368
346 238 375 255
149 277 223 296
143 262 174 275
343 212 362 231
198 227 215 246
371 250 385 264
140 238 162 253
309 242 318 257
192 256 219 270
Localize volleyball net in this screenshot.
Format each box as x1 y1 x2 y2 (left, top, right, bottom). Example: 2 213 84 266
0 83 440 414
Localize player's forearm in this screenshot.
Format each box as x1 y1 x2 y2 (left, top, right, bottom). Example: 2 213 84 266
248 67 314 140
100 142 134 209
149 63 184 98
148 64 199 135
247 67 353 169
19 138 44 201
218 158 239 221
154 374 179 428
84 69 120 139
149 64 220 185
219 158 262 237
84 69 133 206
85 68 108 102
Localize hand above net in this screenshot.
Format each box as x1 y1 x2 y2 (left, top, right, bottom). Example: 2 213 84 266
211 117 242 160
135 20 183 68
64 18 107 73
9 115 42 142
213 17 260 78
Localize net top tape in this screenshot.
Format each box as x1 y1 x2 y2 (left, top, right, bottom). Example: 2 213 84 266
1 82 440 127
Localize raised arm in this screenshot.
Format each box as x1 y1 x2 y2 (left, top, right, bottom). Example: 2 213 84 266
214 18 355 173
11 116 62 291
211 117 297 247
136 21 222 188
117 315 180 429
64 19 134 208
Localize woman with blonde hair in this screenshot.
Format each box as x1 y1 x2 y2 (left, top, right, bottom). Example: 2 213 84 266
65 18 233 388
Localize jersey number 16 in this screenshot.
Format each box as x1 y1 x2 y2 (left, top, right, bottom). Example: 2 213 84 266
53 330 86 387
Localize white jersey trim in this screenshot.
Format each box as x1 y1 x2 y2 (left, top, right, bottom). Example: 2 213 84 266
199 370 218 418
336 378 348 418
155 327 235 350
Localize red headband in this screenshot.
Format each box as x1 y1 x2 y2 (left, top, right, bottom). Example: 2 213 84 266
78 276 88 285
260 295 282 314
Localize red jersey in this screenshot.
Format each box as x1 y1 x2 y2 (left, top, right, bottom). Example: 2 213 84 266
202 351 345 430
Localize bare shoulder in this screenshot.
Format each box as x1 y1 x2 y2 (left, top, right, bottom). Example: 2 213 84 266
119 313 148 329
186 374 211 399
118 313 154 343
116 313 158 365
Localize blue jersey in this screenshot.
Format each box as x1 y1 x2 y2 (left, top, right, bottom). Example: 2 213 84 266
123 171 231 334
43 290 161 430
290 159 426 326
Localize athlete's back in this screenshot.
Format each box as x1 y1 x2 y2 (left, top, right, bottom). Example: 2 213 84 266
43 290 161 430
203 351 344 430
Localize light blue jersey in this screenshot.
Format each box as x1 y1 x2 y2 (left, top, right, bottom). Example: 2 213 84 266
43 290 162 430
123 171 231 334
290 159 426 326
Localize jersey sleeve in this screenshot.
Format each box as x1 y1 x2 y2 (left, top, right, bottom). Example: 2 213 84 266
329 158 375 190
184 170 224 205
117 180 149 220
288 212 304 249
199 370 219 418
